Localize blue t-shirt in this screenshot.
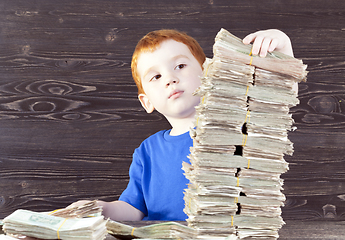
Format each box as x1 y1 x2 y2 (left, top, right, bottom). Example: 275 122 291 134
119 129 192 221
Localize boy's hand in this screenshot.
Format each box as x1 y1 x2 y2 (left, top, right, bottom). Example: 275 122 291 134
66 200 94 208
243 29 294 58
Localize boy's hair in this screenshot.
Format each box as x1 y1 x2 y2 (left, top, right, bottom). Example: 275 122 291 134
131 29 206 94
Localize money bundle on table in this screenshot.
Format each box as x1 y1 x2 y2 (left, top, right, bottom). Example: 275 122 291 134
2 203 107 240
183 28 307 239
107 220 196 239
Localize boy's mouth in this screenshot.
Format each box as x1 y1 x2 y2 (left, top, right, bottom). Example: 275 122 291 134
169 90 183 99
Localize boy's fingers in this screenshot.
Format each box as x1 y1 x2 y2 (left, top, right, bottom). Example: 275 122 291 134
242 33 256 45
268 38 279 52
259 37 273 57
250 36 264 56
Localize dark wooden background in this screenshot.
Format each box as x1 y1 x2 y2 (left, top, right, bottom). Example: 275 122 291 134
0 0 344 237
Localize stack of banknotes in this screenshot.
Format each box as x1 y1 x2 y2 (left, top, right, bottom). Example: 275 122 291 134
2 201 107 240
107 220 196 239
183 28 307 239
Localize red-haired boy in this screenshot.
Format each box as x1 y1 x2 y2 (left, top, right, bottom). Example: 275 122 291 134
74 29 295 221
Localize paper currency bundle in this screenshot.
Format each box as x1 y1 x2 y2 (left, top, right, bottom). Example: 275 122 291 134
2 202 107 240
183 28 307 239
107 220 196 239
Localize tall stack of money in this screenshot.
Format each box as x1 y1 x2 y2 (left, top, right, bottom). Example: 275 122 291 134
183 28 307 239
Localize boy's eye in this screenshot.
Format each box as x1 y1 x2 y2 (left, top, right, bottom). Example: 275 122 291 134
175 64 186 70
150 74 161 81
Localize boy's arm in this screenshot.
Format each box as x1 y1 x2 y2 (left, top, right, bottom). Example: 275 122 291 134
242 29 294 58
69 200 144 221
97 200 145 221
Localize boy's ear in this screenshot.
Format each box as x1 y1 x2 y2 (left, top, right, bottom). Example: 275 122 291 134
138 93 155 113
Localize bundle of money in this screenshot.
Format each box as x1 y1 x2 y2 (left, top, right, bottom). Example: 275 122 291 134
50 200 102 218
107 220 196 239
2 209 107 240
183 28 307 239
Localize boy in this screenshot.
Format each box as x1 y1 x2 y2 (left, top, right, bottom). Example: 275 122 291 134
73 28 295 221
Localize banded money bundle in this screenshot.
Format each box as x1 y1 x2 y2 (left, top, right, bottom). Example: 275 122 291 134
107 220 196 239
3 209 107 240
183 28 307 239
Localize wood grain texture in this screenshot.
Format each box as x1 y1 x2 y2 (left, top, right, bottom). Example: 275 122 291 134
0 0 344 233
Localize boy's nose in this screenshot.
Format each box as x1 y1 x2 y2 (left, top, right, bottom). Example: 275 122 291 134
166 80 178 86
166 75 179 87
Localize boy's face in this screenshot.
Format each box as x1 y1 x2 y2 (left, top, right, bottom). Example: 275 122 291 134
137 39 203 121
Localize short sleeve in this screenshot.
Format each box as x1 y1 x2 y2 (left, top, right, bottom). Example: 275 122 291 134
118 150 148 216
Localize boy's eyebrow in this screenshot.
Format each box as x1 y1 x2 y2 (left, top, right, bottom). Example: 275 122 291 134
142 54 191 79
172 54 190 61
143 67 157 80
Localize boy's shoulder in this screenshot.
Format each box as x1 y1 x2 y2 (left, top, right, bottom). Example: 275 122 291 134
145 129 169 141
137 129 169 150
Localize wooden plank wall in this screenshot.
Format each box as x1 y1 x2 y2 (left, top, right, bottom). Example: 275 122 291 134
0 0 344 224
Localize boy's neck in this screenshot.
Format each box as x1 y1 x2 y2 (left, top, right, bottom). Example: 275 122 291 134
167 116 195 136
